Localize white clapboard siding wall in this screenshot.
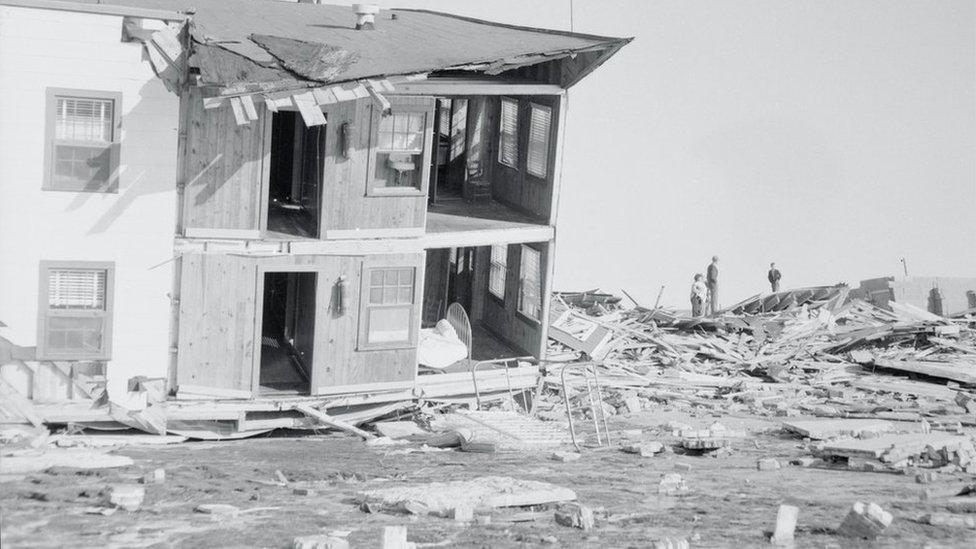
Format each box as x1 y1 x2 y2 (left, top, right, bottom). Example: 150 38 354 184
0 5 180 398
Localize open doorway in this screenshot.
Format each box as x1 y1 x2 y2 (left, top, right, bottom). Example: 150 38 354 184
430 98 467 203
267 111 325 238
260 271 316 394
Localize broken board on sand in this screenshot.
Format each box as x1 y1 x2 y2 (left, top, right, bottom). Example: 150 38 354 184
818 433 973 462
358 476 576 515
783 419 894 440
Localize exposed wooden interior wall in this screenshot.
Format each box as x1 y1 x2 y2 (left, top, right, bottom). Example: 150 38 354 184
319 97 434 236
181 89 269 231
478 242 549 357
485 95 562 221
176 253 258 392
176 251 422 395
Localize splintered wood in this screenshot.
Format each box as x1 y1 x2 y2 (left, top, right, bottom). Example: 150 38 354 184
543 289 976 453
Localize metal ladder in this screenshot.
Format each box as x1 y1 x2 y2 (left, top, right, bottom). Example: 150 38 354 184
559 361 611 451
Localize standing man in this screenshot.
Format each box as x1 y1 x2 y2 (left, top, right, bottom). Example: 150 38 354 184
768 262 782 292
690 274 708 317
706 256 719 315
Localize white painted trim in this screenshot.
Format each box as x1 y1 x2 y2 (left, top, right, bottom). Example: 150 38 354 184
315 380 415 395
392 79 564 96
422 226 554 249
323 227 425 240
184 228 263 240
0 0 187 21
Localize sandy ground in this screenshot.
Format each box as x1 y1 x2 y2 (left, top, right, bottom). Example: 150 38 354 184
2 409 974 548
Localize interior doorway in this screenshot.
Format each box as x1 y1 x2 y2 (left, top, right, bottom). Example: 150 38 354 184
267 111 325 238
430 98 467 203
260 271 316 394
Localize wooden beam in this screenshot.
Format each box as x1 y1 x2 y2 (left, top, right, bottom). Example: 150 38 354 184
0 377 43 427
423 225 554 249
392 79 563 96
295 404 376 439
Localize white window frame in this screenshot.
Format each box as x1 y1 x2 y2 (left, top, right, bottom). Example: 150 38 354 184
44 88 122 193
526 103 552 178
358 263 419 350
488 244 508 301
517 245 542 322
366 98 434 197
497 97 519 169
36 260 115 360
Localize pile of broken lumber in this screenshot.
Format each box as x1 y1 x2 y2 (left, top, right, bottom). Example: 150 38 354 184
540 288 976 443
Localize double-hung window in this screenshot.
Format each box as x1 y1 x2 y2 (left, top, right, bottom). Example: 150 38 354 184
37 261 114 360
518 246 542 321
526 103 552 178
359 266 417 349
45 89 121 192
369 98 432 195
497 98 519 168
488 245 508 300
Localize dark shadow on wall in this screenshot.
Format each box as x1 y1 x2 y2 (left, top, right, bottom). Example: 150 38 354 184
62 70 181 235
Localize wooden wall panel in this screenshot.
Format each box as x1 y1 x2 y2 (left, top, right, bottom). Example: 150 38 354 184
480 243 548 357
182 89 267 231
250 252 422 393
486 95 562 221
176 253 258 391
319 97 432 235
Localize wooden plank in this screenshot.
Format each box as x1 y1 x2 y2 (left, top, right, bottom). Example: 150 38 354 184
184 228 262 240
293 91 327 126
176 384 253 400
873 358 976 385
392 79 563 96
0 377 43 427
176 254 258 393
295 404 375 439
782 419 893 440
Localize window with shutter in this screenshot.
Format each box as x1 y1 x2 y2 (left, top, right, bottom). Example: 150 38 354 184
518 245 542 321
488 244 508 300
45 89 121 192
359 266 417 349
37 262 114 360
526 103 552 178
498 98 519 168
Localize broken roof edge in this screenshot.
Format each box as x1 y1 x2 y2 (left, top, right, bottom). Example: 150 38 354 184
392 7 633 46
0 0 187 21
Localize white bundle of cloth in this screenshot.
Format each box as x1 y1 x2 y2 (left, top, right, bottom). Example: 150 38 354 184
417 319 468 369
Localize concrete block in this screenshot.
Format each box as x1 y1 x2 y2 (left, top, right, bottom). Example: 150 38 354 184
622 442 664 457
449 504 473 522
757 458 781 471
554 502 595 531
551 451 581 462
107 484 144 511
382 525 413 549
836 501 892 539
770 504 799 545
658 473 689 496
141 468 165 485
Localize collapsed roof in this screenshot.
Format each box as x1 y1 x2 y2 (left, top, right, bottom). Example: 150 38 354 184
57 0 632 95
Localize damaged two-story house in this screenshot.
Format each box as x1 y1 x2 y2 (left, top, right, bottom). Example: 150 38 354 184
0 0 629 427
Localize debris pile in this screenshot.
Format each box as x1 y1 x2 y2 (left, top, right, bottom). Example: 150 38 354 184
539 287 976 467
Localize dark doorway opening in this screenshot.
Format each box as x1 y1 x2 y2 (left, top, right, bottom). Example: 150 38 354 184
430 98 467 203
268 111 325 238
260 272 316 394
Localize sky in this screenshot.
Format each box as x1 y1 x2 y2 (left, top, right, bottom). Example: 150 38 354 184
388 0 976 308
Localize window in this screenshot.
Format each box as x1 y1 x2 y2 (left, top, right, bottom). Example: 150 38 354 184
360 266 416 348
498 98 519 168
37 261 114 360
518 246 542 321
526 103 552 178
489 245 508 300
369 101 431 194
45 89 121 192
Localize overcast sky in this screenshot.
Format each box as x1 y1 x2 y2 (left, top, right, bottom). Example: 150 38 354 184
391 0 976 308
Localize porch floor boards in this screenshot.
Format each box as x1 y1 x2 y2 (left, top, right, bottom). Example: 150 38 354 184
426 197 545 233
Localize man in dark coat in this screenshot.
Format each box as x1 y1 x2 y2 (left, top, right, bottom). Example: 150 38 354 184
768 262 782 292
706 256 719 315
